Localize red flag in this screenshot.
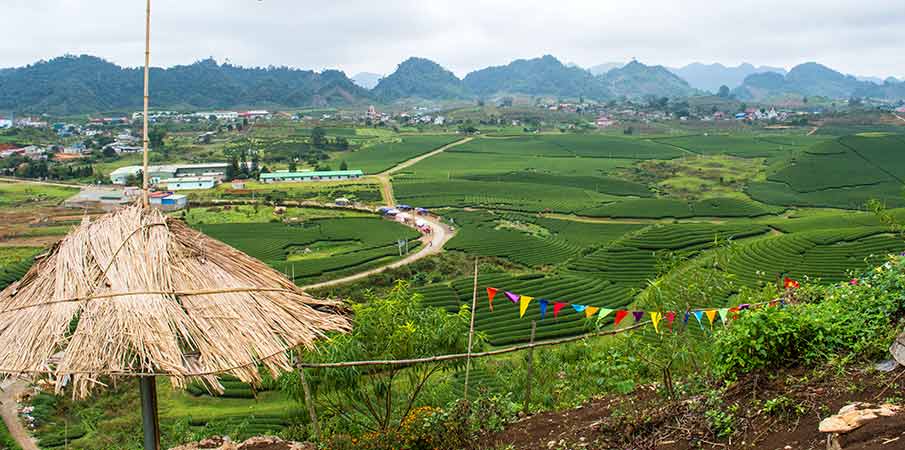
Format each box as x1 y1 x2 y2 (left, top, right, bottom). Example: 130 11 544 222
614 310 629 326
666 311 676 330
729 306 740 320
783 277 800 289
486 287 498 311
553 302 567 319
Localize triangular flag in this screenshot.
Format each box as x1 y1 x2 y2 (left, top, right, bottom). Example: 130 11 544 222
553 302 567 319
783 277 800 289
718 308 729 325
572 304 587 313
739 304 750 311
705 310 717 327
666 311 676 330
769 300 779 308
585 306 600 319
614 310 629 326
598 308 614 321
632 311 644 323
693 311 705 329
486 287 498 312
538 299 549 320
519 296 533 318
650 312 662 333
504 291 520 303
683 311 691 324
729 306 740 320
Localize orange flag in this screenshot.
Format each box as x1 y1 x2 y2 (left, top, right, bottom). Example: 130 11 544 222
486 287 498 312
705 310 717 327
585 306 600 319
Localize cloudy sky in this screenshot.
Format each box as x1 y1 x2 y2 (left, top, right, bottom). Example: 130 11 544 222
4 0 905 79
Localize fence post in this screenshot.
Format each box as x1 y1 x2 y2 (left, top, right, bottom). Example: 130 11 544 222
524 320 537 415
463 258 479 402
299 368 321 442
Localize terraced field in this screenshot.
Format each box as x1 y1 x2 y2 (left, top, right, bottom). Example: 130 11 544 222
653 135 799 158
419 272 632 346
749 134 905 209
201 218 420 284
577 197 782 219
445 211 642 267
334 134 462 174
0 247 42 291
449 135 685 160
723 228 903 286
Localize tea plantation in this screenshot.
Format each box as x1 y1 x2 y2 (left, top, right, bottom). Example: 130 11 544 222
200 218 420 284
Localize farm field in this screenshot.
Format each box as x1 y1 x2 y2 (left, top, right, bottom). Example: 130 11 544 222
199 217 421 284
189 179 384 205
331 134 462 174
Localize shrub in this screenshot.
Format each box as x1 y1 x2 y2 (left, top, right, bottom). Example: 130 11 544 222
713 255 905 379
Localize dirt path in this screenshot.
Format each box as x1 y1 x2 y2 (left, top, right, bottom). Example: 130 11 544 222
0 379 39 450
895 114 905 123
370 137 474 206
540 213 727 225
301 214 454 291
807 126 820 136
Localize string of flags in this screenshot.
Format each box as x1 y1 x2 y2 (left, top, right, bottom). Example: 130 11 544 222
485 280 794 334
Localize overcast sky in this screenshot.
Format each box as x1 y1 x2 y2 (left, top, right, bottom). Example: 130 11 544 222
4 0 905 79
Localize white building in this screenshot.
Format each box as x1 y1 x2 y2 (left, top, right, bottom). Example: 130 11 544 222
0 119 11 129
158 176 218 191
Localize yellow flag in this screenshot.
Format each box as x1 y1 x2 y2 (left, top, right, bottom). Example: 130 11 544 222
705 310 717 326
519 296 533 318
650 311 662 333
585 306 600 319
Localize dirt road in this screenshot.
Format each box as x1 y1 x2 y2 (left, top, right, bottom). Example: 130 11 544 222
371 137 474 205
301 214 454 291
0 176 83 189
0 378 39 450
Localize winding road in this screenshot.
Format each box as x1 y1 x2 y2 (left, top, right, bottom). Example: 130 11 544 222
0 378 39 450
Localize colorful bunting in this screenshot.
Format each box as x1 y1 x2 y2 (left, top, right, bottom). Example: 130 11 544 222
705 310 717 327
553 302 567 319
783 277 800 289
585 306 600 319
572 304 587 313
718 308 729 325
683 311 691 325
504 291 520 303
519 296 533 318
598 308 614 321
486 287 498 312
666 311 676 330
650 312 663 333
614 310 629 326
693 311 705 329
538 299 549 320
632 311 645 323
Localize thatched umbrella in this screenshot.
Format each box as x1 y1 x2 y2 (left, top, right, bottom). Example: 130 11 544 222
0 2 350 449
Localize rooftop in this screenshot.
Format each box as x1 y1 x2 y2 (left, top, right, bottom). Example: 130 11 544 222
260 170 364 179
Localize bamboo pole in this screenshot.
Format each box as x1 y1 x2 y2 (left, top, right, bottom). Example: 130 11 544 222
462 258 479 401
141 0 151 207
299 369 321 442
524 320 536 415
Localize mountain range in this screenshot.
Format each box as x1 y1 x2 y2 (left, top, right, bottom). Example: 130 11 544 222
0 54 903 114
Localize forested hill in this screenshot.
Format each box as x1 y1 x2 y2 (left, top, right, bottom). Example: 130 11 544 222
0 55 371 114
734 62 905 101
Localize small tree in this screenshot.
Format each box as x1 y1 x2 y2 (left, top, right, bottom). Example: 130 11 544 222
339 160 348 171
311 127 327 148
282 281 479 434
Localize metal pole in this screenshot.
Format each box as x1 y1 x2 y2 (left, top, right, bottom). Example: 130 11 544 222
141 0 151 207
524 320 537 415
299 369 321 442
463 258 479 401
140 377 160 450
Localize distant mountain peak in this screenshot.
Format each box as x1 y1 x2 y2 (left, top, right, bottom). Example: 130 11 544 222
372 57 467 101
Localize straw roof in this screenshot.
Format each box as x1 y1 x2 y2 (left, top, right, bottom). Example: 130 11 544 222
0 205 350 398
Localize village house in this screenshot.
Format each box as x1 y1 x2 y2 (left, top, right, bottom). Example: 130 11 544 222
259 169 364 183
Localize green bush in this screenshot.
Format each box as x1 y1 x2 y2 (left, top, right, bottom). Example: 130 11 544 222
713 255 905 379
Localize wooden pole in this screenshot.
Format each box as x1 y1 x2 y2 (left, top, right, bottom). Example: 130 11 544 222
524 320 537 415
298 369 321 442
141 0 151 207
139 377 160 450
463 258 479 401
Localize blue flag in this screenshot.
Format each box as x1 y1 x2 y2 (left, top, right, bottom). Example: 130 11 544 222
538 299 549 319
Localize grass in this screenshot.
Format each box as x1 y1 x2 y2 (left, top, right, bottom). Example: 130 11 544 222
0 181 78 207
188 179 384 204
181 205 371 226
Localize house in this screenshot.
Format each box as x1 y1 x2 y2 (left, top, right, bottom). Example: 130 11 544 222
157 176 218 191
0 118 11 129
149 192 188 211
259 170 364 183
231 180 248 190
896 106 905 113
109 163 229 185
595 116 616 128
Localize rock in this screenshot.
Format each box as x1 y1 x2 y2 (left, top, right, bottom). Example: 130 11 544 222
838 403 862 415
840 410 878 427
889 332 905 366
819 416 855 433
876 359 899 372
